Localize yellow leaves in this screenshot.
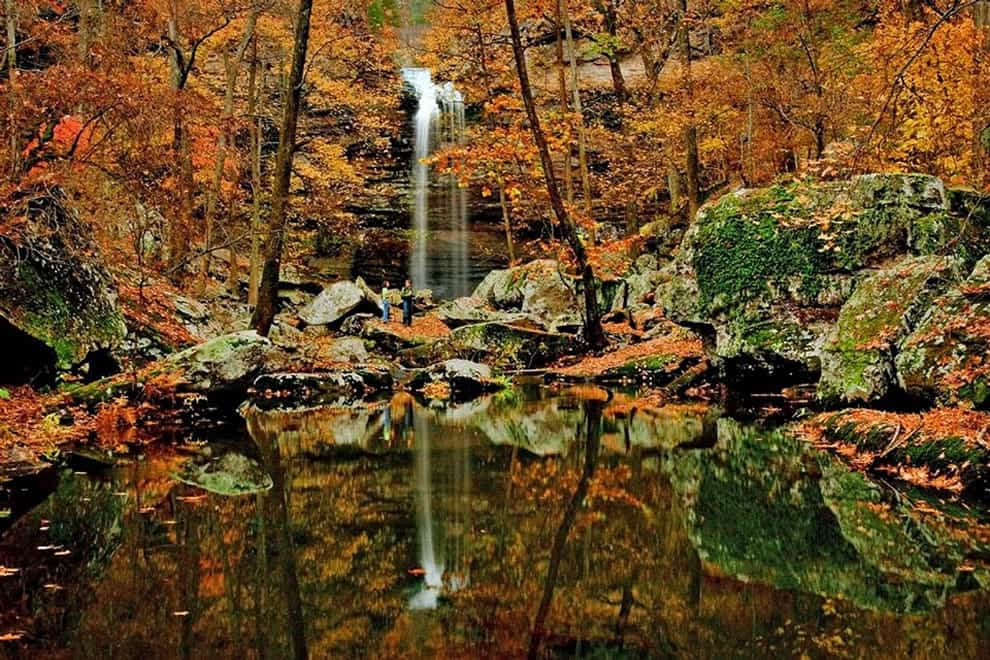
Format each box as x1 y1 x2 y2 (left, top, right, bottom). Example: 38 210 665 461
481 186 492 198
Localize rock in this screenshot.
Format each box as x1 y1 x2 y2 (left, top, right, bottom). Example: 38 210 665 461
818 256 960 405
0 189 126 380
450 321 576 368
269 318 305 350
355 276 381 308
340 313 375 336
657 174 969 386
174 452 273 496
611 254 662 312
409 359 500 399
362 319 448 355
299 280 370 326
436 296 528 327
472 260 584 332
172 294 209 321
161 330 274 394
316 336 369 364
896 256 990 407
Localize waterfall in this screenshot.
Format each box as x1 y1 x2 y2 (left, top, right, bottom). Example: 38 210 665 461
401 68 469 297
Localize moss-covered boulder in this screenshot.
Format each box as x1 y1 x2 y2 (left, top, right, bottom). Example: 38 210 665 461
450 321 576 369
896 256 990 407
0 189 126 379
160 330 276 394
818 256 961 405
658 174 976 385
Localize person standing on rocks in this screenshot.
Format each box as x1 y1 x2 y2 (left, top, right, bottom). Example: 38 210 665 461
381 279 391 322
401 279 414 326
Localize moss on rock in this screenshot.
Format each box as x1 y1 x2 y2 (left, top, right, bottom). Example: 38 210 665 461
818 256 961 405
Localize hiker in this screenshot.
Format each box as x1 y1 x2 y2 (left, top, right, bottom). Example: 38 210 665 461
401 279 414 326
381 279 391 322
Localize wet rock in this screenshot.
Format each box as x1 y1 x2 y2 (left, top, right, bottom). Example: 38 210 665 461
450 321 576 369
252 366 393 407
174 452 273 496
896 256 990 407
408 359 501 398
299 280 371 326
611 253 662 312
160 330 275 394
0 188 126 380
818 256 961 405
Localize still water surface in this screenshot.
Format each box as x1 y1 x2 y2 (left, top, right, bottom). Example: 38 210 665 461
2 385 990 658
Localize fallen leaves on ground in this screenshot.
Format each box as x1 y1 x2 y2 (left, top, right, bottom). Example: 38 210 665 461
553 333 704 378
797 407 990 493
369 314 451 340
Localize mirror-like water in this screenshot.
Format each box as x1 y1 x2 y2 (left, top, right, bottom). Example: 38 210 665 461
2 386 990 658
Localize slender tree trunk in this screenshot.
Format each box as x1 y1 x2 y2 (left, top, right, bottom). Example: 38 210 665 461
561 0 594 229
505 0 606 348
974 3 989 185
5 0 18 180
200 12 258 292
498 175 516 264
603 2 626 103
677 0 700 218
553 5 574 205
247 36 263 306
252 0 314 335
166 13 194 282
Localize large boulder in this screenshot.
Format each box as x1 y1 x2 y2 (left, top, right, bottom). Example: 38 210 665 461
435 296 528 328
299 280 371 326
896 256 990 407
657 174 971 386
0 189 126 381
610 254 662 313
818 256 961 405
160 330 275 394
451 321 576 368
473 260 585 332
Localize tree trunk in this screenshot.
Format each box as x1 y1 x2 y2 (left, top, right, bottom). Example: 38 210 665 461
498 175 516 264
561 0 594 230
974 3 989 186
166 13 194 283
677 0 700 218
5 0 18 180
251 0 314 336
247 35 263 306
505 0 606 348
553 6 574 205
200 12 258 292
603 2 626 103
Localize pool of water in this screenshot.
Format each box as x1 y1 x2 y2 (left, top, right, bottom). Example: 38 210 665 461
2 385 990 658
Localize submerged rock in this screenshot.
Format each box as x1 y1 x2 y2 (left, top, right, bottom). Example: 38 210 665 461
896 255 990 407
252 366 394 407
174 452 273 496
818 256 960 405
408 359 501 399
0 189 126 380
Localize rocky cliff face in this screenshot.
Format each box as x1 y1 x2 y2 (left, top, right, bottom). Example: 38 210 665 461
0 189 126 383
657 174 990 405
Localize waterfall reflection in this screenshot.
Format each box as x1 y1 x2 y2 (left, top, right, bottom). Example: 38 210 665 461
406 397 472 610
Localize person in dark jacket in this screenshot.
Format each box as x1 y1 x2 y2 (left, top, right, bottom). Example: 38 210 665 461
401 279 414 326
381 279 391 322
